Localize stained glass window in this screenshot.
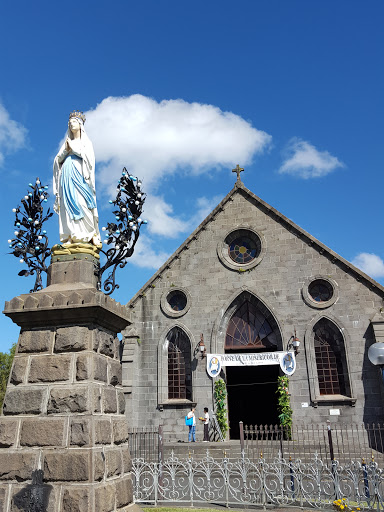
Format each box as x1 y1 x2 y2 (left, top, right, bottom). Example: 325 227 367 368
224 229 261 265
314 319 347 395
167 290 187 312
167 327 192 400
225 300 279 350
309 280 333 302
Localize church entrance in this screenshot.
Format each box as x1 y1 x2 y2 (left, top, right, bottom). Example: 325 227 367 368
223 296 282 440
226 364 279 439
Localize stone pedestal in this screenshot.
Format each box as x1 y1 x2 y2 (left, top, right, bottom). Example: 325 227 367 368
0 259 138 512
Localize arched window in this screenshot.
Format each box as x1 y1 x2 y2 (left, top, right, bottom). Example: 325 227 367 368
167 327 192 400
313 318 348 396
225 299 280 350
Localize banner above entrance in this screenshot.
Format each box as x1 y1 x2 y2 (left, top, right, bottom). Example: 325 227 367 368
206 351 296 378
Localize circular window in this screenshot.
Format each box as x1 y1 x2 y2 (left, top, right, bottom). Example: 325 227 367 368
308 280 333 303
167 290 187 312
228 234 260 264
160 287 191 318
302 276 338 309
217 228 264 271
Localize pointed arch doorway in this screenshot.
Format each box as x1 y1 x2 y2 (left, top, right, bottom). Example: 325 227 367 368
224 297 282 439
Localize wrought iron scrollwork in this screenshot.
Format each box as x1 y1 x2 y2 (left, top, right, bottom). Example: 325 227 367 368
132 451 384 509
97 168 147 295
8 178 52 292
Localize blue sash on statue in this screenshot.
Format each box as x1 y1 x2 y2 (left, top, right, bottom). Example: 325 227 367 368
61 155 96 220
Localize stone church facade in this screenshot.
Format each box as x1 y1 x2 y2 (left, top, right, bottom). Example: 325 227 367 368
121 179 384 440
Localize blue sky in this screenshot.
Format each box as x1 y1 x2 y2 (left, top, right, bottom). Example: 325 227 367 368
0 1 383 352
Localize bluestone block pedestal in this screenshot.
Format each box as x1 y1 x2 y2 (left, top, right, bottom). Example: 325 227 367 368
0 259 137 512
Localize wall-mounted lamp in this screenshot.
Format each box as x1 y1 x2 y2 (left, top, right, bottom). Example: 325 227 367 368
368 313 384 386
197 334 206 359
287 329 300 355
368 342 384 384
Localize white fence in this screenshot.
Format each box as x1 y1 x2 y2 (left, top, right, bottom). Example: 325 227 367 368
132 451 384 510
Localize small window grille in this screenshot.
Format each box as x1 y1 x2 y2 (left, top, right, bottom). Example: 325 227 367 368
167 328 192 400
225 300 279 350
314 319 347 395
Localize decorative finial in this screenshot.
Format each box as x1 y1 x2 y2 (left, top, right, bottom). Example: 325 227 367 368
232 164 244 182
69 110 86 124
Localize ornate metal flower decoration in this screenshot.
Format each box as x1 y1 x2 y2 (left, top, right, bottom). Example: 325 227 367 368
97 168 147 295
8 178 53 292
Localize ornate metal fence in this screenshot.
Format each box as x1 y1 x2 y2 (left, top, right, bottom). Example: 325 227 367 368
132 451 384 509
244 423 384 465
128 427 159 462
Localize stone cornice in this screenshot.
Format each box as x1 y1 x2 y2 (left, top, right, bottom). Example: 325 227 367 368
4 287 131 332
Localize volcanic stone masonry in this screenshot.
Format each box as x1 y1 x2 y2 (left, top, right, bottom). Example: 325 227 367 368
0 256 139 512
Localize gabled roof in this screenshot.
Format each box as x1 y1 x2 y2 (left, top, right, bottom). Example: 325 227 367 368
128 180 384 307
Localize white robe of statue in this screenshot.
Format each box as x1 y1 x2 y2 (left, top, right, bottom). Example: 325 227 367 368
53 116 101 245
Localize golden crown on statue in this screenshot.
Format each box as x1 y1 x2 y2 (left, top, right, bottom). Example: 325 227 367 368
69 110 86 123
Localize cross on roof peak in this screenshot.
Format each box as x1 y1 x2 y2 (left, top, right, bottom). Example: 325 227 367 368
232 164 244 182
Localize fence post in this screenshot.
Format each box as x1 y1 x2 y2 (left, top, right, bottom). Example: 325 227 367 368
189 454 194 507
327 421 340 501
224 453 229 508
260 455 266 508
158 425 163 502
154 457 158 507
158 425 164 465
279 424 284 460
327 421 335 461
362 458 371 505
288 455 295 501
239 421 246 497
239 421 245 458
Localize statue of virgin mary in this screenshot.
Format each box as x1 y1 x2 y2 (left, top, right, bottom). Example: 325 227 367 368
53 111 101 246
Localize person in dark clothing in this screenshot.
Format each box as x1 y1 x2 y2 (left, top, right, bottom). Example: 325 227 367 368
200 407 209 442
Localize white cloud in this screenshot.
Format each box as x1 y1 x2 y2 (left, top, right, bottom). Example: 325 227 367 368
279 138 344 179
125 195 223 270
0 103 27 166
86 95 271 242
143 194 223 238
192 195 223 226
86 95 271 194
145 195 190 238
127 235 171 269
352 253 384 279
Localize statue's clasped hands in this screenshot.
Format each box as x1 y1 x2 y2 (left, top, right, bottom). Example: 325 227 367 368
65 138 73 153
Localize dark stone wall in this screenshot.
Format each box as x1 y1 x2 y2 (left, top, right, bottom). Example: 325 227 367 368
124 187 384 440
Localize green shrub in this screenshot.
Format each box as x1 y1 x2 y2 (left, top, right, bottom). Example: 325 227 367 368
214 379 228 438
276 375 292 437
